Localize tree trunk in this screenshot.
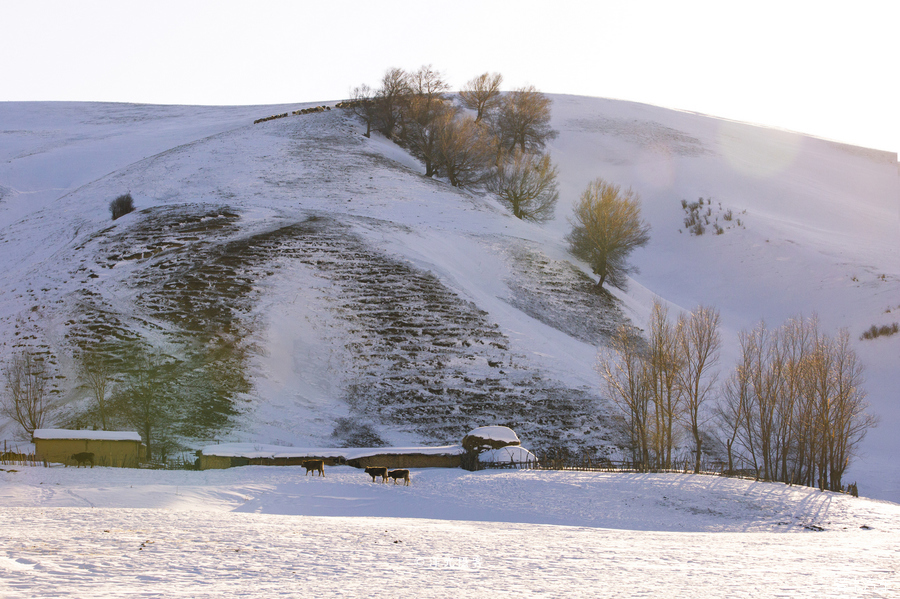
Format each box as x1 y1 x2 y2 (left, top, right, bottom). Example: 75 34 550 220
693 426 702 473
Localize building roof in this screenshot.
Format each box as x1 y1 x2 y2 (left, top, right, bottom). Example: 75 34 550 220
33 429 143 442
200 443 465 459
466 426 520 444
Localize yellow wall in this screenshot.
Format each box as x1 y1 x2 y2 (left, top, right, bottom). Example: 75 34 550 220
349 453 461 469
198 455 233 470
35 438 146 468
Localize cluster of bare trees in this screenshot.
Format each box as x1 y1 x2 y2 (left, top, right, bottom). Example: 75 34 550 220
0 345 172 459
74 345 232 462
718 316 877 491
0 339 232 461
600 301 720 473
349 66 559 222
600 304 877 491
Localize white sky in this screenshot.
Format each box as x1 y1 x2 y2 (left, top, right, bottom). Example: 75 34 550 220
2 1 897 155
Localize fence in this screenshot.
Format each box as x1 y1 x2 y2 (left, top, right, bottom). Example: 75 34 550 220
476 448 758 480
0 440 43 467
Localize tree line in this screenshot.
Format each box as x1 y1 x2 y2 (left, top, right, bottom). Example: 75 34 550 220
349 66 652 293
600 302 877 492
348 66 560 223
1 340 242 462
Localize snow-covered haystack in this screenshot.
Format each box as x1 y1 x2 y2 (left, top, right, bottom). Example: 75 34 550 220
461 425 521 452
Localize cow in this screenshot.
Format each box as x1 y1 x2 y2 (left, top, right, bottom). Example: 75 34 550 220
302 459 325 477
388 469 410 486
71 452 95 468
364 466 388 483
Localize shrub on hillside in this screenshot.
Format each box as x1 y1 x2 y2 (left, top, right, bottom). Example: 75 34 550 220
110 193 135 220
680 197 745 236
860 323 899 340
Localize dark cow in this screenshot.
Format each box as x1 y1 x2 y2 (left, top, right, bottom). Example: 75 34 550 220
71 452 94 468
365 466 388 483
388 469 410 486
302 459 325 477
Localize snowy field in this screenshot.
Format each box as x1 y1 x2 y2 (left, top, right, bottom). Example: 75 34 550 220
1 465 899 597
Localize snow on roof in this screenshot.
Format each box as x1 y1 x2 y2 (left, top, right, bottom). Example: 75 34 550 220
200 443 465 459
478 446 538 464
466 426 520 444
33 429 143 442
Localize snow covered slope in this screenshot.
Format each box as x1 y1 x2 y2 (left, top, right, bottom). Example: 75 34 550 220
547 96 899 502
1 465 898 598
0 98 897 500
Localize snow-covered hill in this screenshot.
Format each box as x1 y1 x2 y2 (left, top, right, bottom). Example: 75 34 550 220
1 97 897 501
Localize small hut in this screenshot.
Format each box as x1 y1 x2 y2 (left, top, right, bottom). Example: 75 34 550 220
33 429 146 468
461 426 521 452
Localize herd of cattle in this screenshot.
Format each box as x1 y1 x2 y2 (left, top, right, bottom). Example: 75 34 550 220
300 460 411 486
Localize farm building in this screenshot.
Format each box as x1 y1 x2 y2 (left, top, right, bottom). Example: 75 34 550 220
197 445 351 470
462 426 521 452
33 429 146 468
198 443 465 470
197 427 526 471
344 446 464 469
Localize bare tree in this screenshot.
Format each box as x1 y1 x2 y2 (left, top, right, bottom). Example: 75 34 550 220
677 305 721 473
374 67 410 139
459 72 503 123
825 329 877 491
566 178 651 290
489 150 559 223
114 351 182 462
1 351 54 438
746 322 783 480
646 300 684 469
717 315 878 490
434 114 497 188
717 345 752 474
402 65 453 177
599 324 653 470
349 83 378 138
77 351 113 431
804 327 877 491
490 85 557 154
778 316 814 484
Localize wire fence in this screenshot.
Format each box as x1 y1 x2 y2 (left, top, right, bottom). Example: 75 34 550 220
475 449 764 481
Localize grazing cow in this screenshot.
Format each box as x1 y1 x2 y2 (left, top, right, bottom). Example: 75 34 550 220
302 459 325 477
71 452 94 468
364 466 388 483
388 469 410 486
